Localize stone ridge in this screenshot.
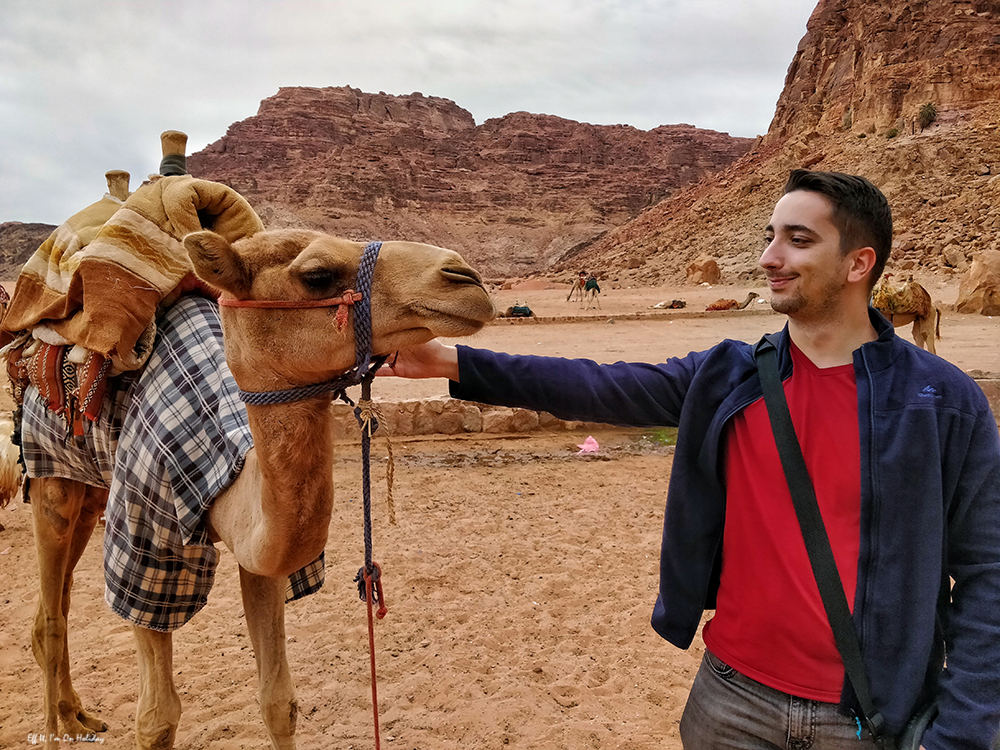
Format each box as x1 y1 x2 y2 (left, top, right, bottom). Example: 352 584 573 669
768 0 1000 142
0 222 55 280
187 85 753 277
573 0 1000 287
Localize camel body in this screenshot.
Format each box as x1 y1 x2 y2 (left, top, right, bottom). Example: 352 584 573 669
705 291 759 311
19 228 494 749
870 275 941 354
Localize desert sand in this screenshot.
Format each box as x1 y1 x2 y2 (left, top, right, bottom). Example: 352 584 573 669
1 278 997 749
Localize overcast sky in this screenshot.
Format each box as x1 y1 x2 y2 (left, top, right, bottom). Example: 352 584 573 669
1 0 817 225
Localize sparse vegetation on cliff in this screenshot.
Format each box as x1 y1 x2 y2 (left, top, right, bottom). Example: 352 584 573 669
919 103 938 131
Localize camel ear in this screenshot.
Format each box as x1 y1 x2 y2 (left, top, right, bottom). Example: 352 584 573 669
184 230 252 297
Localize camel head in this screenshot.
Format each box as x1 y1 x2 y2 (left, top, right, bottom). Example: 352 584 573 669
183 229 495 392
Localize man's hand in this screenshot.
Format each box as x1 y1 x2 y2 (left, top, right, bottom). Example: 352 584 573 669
376 339 460 381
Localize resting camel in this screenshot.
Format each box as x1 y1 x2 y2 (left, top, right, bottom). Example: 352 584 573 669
705 291 759 311
7 137 494 749
870 273 941 354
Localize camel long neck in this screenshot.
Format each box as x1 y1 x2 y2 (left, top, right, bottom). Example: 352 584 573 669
243 398 337 573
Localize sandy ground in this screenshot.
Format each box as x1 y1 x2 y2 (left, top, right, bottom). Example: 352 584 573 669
1 277 998 749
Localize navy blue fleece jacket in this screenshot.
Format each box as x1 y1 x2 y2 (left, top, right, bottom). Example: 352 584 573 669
450 311 1000 750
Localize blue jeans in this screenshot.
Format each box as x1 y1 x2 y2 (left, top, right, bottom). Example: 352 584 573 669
680 650 881 749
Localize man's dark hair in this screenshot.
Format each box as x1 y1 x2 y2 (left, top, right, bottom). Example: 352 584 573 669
784 169 893 287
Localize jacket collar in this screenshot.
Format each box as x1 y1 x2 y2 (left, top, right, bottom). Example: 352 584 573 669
759 307 899 376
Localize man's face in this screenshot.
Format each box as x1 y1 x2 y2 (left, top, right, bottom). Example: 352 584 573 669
759 190 854 319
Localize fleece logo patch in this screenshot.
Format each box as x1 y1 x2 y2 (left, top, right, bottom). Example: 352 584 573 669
917 384 942 400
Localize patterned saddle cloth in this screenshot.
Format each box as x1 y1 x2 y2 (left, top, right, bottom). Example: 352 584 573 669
21 294 324 631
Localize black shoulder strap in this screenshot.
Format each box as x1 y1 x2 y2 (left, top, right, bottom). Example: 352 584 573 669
754 336 886 740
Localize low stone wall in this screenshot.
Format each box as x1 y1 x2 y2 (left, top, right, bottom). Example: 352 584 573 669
334 374 1000 440
331 398 603 441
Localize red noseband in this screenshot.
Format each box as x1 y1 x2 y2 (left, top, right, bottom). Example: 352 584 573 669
217 290 363 309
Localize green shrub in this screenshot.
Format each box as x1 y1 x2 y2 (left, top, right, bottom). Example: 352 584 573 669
641 428 678 447
886 128 899 139
858 133 867 139
918 103 938 130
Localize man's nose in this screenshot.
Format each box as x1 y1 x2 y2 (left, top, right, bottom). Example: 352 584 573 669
759 239 780 269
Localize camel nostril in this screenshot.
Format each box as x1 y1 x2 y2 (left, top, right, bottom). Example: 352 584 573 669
441 267 483 286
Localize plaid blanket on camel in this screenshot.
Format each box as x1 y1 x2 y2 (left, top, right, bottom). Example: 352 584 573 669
22 294 325 631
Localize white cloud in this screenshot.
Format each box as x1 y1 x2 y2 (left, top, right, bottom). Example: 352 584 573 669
1 0 816 224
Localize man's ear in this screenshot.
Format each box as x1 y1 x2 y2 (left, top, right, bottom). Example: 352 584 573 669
183 230 252 298
846 246 877 285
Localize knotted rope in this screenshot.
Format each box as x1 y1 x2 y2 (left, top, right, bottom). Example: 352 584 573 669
352 372 391 750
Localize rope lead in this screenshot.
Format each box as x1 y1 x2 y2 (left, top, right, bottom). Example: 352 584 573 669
354 371 390 749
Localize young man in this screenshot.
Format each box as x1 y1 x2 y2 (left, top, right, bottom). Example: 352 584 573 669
380 171 1000 749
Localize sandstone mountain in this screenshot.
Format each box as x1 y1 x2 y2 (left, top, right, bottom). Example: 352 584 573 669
0 222 55 280
187 86 752 278
571 0 1000 288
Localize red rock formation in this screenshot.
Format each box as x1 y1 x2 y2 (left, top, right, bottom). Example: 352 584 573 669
0 222 56 280
187 86 752 277
956 249 1000 314
572 0 1000 288
769 0 1000 141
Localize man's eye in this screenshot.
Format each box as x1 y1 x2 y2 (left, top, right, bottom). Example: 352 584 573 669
764 235 774 245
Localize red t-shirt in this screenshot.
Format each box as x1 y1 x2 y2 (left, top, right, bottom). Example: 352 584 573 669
702 342 861 702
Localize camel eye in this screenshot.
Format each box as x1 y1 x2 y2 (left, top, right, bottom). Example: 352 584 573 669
298 268 343 294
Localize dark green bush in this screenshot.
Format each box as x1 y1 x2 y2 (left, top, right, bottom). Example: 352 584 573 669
918 103 938 130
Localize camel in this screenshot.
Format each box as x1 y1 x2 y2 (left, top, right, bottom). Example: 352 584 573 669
20 231 493 749
566 271 586 302
870 273 941 354
9 140 494 749
651 299 686 310
705 291 759 311
498 301 536 318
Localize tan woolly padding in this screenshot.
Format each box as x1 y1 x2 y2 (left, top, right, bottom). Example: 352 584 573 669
2 175 264 372
871 275 934 318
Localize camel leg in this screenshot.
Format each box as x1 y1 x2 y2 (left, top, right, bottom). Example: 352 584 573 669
30 477 109 746
912 316 937 355
922 317 936 355
133 626 181 750
239 565 298 749
57 485 110 734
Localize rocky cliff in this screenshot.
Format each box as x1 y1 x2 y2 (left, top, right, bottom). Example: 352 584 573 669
187 86 752 277
572 0 1000 287
0 222 54 281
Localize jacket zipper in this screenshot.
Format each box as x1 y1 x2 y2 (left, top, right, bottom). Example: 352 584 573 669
857 347 878 669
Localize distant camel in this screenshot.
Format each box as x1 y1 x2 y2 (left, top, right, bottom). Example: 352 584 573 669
706 291 759 311
567 272 586 302
499 302 536 318
871 273 941 354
